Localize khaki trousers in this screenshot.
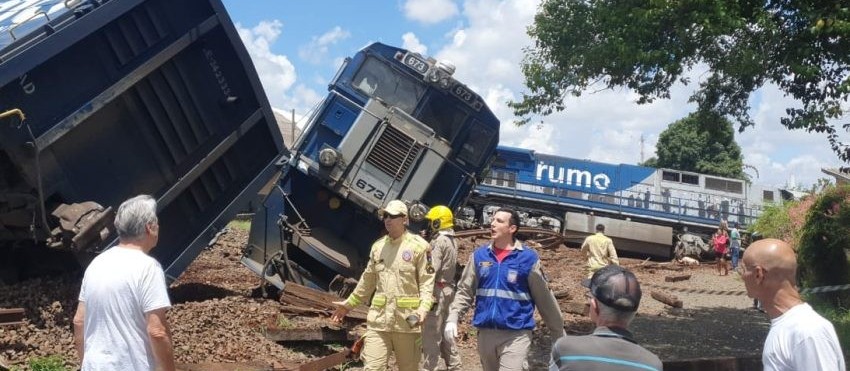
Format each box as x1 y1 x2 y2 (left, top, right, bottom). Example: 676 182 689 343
476 328 532 371
421 306 461 370
361 329 421 371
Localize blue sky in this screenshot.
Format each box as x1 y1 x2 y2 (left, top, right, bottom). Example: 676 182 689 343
1 0 841 189
218 0 844 190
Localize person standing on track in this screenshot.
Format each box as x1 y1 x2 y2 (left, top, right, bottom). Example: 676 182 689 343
331 200 435 371
444 207 564 371
421 205 462 371
581 224 619 279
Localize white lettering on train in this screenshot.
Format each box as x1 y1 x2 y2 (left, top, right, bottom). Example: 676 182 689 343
536 162 610 191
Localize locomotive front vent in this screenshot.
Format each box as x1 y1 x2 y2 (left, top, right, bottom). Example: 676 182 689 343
365 124 422 182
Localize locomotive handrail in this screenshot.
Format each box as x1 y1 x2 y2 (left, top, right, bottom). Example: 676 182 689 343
0 108 25 122
478 177 763 228
8 11 51 41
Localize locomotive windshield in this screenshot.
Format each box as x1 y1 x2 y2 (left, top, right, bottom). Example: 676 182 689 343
353 57 424 114
352 55 474 143
458 120 497 166
417 92 466 141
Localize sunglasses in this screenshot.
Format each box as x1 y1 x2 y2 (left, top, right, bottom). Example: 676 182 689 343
383 214 404 220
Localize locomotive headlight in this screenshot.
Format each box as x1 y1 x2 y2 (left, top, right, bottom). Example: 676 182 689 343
408 202 428 222
318 148 338 167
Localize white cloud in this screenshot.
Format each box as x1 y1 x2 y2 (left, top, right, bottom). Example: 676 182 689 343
403 0 459 24
401 32 428 54
431 0 842 189
299 26 351 65
235 21 321 115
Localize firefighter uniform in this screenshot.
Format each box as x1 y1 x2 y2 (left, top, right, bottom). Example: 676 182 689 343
342 230 434 371
447 240 564 371
421 229 462 371
581 232 619 278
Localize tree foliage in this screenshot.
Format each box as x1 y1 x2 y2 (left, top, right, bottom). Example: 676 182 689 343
750 200 800 243
797 185 850 302
511 0 850 161
653 111 745 179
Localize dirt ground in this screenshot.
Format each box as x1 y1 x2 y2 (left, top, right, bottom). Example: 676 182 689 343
0 226 770 370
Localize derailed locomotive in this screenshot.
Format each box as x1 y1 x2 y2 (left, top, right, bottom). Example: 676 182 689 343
0 0 285 281
472 146 791 258
241 43 500 291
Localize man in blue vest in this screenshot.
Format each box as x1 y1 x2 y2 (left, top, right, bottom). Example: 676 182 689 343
444 207 564 371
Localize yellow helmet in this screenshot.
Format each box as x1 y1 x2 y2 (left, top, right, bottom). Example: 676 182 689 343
425 205 454 231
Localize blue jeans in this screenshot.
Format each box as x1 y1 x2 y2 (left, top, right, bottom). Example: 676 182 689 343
730 244 740 269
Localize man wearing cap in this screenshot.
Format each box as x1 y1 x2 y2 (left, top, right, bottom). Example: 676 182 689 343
421 205 462 371
581 224 619 278
550 265 661 371
445 207 564 371
331 200 435 371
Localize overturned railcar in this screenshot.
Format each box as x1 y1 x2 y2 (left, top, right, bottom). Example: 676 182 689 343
0 0 285 280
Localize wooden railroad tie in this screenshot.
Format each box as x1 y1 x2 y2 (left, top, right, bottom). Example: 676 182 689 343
664 274 692 283
651 291 683 308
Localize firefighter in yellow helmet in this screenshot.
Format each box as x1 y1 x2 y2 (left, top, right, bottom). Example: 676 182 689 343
331 200 434 371
421 205 462 371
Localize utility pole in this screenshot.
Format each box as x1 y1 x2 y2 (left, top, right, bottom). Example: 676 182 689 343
640 134 645 163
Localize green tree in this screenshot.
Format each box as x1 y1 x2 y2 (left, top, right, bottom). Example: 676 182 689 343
797 185 850 305
511 0 850 161
654 112 745 179
639 157 658 167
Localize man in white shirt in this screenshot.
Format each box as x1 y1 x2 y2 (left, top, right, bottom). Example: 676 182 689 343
740 238 845 371
73 195 175 371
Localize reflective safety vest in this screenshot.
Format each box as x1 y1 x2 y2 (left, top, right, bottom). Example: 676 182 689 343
471 243 537 330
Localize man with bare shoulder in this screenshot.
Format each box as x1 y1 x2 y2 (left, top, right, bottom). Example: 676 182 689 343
740 238 845 371
73 195 175 371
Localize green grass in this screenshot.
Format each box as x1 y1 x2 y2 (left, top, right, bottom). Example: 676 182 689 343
227 219 251 232
26 355 68 371
276 314 293 329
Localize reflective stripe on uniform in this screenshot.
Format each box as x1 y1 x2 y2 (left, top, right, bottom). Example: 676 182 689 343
476 288 531 301
372 295 386 307
347 295 362 307
397 297 421 308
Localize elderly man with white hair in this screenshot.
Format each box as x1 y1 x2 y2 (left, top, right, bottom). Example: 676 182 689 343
549 265 662 371
73 195 175 371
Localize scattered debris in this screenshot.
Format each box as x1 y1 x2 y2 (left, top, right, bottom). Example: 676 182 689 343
562 301 589 316
664 274 692 283
651 291 683 308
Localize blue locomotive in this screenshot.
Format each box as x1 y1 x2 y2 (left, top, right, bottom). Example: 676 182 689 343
242 43 500 290
472 146 790 257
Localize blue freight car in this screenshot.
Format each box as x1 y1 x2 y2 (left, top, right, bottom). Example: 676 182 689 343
0 0 286 281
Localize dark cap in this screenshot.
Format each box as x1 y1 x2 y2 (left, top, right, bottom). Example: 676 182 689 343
581 265 642 312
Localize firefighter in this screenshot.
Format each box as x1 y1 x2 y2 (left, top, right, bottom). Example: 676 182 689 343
421 206 462 371
331 199 435 371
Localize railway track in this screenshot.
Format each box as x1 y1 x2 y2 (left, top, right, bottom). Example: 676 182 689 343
455 227 583 250
0 308 24 327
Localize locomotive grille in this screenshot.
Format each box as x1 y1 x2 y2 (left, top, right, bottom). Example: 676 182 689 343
365 125 422 182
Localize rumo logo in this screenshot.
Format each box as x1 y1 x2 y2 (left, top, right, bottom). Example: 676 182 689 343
536 162 610 191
